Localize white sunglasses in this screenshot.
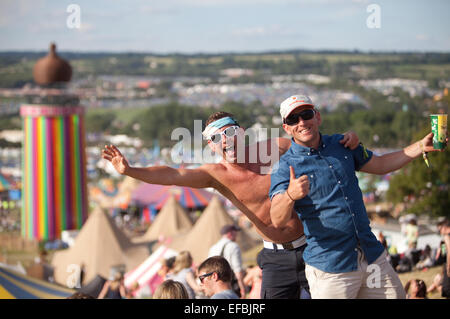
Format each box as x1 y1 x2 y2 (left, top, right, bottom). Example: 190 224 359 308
208 125 240 144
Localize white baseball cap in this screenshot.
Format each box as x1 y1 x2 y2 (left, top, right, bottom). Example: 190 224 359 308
280 94 315 119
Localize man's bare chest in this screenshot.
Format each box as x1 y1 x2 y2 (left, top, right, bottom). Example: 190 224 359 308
215 169 270 205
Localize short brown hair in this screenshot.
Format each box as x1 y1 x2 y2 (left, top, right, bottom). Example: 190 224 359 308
205 112 238 127
197 256 233 283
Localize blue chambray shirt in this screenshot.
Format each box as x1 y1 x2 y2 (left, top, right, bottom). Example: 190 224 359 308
269 134 385 273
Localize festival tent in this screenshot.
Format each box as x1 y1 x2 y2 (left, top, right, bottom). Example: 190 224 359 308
51 207 149 287
132 195 193 243
89 176 140 210
77 274 107 298
0 265 74 299
168 196 260 265
131 183 214 211
124 245 178 297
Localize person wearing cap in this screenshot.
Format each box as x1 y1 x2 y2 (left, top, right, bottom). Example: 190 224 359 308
269 94 445 299
102 110 360 299
208 224 245 298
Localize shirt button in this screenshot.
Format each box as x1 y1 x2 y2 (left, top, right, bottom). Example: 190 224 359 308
354 248 358 252
338 180 341 184
344 156 348 159
329 165 333 168
345 196 348 200
310 175 314 178
307 152 310 155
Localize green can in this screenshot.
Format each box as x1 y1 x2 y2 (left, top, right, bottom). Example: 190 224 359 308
430 114 447 149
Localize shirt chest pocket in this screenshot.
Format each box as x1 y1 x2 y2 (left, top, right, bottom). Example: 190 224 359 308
327 154 356 184
304 168 336 199
293 168 335 220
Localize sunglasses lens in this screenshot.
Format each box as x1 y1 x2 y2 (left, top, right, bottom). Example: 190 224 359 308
224 126 237 137
300 109 315 120
199 272 213 283
285 115 298 125
210 126 239 143
210 134 221 143
285 109 315 125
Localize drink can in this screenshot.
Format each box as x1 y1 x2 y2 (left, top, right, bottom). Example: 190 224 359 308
430 114 447 149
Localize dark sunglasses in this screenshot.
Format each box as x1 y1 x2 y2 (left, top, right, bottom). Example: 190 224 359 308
209 125 240 144
198 271 215 283
284 109 316 126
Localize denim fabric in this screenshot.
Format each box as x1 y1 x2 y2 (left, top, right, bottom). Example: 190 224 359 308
269 134 385 273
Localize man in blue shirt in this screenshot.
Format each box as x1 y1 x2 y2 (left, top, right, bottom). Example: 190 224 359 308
269 94 444 299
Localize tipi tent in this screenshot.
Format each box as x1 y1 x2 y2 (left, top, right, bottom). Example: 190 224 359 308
133 195 193 243
51 207 149 287
78 274 107 298
169 196 259 265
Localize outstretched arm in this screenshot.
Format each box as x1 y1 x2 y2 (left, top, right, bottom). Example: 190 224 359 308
101 145 214 188
360 133 445 175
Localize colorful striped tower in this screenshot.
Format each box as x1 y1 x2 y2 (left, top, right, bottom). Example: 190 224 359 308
20 44 88 240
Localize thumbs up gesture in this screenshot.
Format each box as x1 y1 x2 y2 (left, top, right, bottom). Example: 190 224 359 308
286 166 309 201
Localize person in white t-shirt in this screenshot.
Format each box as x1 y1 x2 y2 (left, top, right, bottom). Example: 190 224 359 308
208 224 245 298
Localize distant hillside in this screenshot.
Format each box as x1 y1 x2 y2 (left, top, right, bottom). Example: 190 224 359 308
0 50 449 88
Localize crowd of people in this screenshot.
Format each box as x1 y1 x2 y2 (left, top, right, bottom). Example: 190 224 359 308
99 92 448 300
377 218 450 299
67 224 262 300
67 219 449 300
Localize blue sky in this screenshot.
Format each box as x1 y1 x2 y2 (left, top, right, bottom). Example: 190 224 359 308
0 0 449 53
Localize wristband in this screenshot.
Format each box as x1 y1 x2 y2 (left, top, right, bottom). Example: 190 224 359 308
286 189 295 202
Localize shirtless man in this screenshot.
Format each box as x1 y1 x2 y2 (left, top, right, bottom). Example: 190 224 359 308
101 111 359 299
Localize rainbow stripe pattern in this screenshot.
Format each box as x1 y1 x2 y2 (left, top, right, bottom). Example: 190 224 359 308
20 105 88 241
